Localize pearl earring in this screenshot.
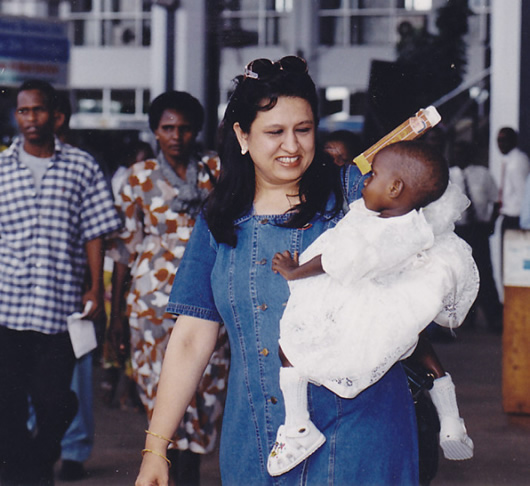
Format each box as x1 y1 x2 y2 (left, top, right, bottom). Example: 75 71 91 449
241 147 248 155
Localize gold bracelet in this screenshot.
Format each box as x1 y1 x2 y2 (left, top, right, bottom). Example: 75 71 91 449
145 429 175 444
141 449 172 467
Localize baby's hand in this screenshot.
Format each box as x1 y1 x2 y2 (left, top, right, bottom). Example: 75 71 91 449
272 250 299 280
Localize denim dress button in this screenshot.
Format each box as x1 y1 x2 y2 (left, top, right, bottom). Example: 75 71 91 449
260 348 269 356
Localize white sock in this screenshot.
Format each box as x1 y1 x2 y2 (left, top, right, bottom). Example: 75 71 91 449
279 367 310 427
428 373 460 418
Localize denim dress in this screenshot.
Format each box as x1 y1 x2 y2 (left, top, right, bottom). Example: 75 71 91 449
167 165 419 485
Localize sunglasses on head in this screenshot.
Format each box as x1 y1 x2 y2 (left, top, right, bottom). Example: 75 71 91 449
243 56 308 80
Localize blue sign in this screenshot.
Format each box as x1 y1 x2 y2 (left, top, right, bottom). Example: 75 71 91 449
0 15 69 85
0 33 69 63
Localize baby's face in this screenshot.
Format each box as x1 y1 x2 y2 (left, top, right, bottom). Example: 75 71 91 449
361 151 397 213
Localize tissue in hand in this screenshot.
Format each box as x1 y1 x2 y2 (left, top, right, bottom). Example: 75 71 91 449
67 301 97 359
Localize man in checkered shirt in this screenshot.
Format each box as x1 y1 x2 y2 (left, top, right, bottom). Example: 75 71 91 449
0 80 122 485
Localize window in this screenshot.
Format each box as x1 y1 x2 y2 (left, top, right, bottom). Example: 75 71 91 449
142 89 151 114
111 89 136 114
469 0 490 9
220 0 292 47
72 88 150 117
62 0 151 47
468 0 491 44
74 89 103 114
71 0 93 13
319 0 429 46
404 0 431 10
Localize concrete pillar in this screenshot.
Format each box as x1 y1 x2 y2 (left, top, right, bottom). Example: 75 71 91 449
150 0 206 103
489 0 521 184
175 0 206 104
150 5 168 99
519 1 530 156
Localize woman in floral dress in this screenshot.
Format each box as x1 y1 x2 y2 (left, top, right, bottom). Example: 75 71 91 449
109 91 229 485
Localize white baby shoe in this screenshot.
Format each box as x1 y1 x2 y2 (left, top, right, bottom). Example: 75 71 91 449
439 416 474 460
267 421 326 476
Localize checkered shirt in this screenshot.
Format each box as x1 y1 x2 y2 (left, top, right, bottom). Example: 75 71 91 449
0 137 122 334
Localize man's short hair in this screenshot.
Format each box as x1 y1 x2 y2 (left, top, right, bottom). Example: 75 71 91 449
17 79 58 112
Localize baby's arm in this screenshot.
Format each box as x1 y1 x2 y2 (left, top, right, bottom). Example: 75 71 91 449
272 251 324 281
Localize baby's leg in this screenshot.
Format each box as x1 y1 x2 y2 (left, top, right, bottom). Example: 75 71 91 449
411 333 445 378
267 366 326 476
413 333 473 460
428 372 474 460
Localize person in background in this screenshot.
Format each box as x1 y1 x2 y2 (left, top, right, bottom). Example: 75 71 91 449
496 127 530 231
519 173 530 230
323 129 362 166
422 126 448 159
111 140 155 199
54 91 73 143
449 140 502 332
493 127 530 293
109 91 229 486
100 140 155 412
0 79 122 485
136 56 418 486
50 91 98 482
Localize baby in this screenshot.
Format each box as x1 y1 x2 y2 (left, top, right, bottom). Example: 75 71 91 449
268 141 479 476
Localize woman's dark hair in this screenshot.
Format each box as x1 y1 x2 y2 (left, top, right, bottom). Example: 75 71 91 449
205 58 343 246
148 90 204 134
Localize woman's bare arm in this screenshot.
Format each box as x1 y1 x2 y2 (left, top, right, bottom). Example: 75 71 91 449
135 315 220 486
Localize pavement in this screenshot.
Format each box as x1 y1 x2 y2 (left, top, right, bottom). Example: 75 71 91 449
55 317 530 486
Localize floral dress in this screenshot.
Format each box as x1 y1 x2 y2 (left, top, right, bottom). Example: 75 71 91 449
110 152 230 453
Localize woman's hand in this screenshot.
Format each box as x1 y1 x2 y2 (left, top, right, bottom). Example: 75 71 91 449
272 250 299 280
135 451 170 486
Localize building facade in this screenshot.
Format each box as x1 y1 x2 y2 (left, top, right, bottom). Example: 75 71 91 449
0 0 492 136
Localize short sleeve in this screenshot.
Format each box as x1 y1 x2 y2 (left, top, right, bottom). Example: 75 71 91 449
80 162 122 241
107 169 144 266
166 214 221 322
342 163 368 204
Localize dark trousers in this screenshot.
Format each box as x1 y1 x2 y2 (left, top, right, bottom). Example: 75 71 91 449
166 450 201 486
456 223 503 328
0 327 78 485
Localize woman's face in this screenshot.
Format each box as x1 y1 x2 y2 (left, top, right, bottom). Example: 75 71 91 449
235 96 316 191
154 109 196 163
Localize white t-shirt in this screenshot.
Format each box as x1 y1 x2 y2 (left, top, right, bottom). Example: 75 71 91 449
500 147 530 217
449 165 498 224
20 148 52 193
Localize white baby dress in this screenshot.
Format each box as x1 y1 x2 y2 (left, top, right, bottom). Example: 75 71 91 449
278 183 479 399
